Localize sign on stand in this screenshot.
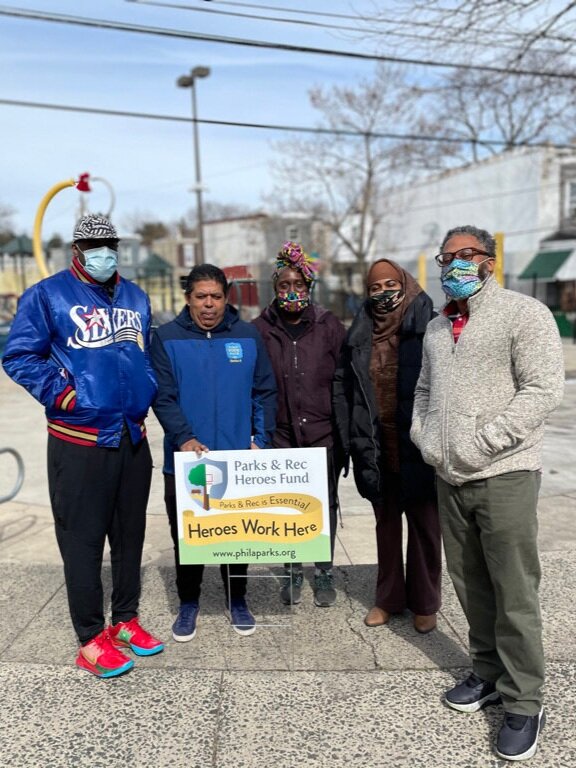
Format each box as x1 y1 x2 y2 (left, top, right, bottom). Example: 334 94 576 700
174 447 330 565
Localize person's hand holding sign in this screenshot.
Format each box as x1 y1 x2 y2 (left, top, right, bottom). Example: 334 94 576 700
180 438 208 456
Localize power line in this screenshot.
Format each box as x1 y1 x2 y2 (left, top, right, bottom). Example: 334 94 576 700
3 94 568 245
197 0 363 22
137 0 576 48
126 0 368 34
196 0 576 47
3 96 576 151
126 0 555 56
2 5 576 79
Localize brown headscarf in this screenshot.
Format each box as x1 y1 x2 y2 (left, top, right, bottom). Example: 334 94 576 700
367 259 422 473
367 259 422 341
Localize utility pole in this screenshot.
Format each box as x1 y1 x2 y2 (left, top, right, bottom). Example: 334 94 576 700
177 66 211 265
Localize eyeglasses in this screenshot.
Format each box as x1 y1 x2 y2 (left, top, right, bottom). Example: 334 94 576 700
434 248 492 266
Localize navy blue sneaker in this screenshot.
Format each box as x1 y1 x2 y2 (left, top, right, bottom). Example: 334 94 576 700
495 709 545 761
172 601 199 642
445 672 501 712
225 598 256 636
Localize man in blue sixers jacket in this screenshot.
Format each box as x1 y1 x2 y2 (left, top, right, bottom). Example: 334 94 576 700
2 214 164 678
151 264 276 640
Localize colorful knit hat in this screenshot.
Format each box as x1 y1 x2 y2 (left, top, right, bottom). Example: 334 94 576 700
273 241 316 284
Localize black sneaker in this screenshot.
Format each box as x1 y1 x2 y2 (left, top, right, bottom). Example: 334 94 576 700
495 709 545 761
279 566 303 605
313 569 336 607
445 672 501 712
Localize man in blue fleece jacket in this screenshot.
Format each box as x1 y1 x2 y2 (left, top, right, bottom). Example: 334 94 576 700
151 264 276 640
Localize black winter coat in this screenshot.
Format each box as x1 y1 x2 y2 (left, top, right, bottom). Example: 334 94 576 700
333 292 436 504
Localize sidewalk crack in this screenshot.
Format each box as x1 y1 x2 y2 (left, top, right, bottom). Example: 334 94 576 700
338 565 380 670
210 670 226 768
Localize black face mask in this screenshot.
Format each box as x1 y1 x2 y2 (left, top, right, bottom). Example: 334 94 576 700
369 289 404 313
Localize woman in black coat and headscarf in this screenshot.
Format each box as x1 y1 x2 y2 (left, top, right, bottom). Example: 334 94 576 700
333 258 441 633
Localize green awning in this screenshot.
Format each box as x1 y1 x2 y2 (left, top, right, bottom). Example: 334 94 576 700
518 249 572 280
138 252 173 276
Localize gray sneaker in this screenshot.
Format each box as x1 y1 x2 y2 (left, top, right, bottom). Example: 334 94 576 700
313 569 336 607
279 566 303 605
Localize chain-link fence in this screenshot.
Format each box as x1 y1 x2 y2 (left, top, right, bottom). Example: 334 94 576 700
226 277 362 324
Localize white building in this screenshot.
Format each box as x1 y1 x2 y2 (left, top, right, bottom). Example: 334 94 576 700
375 145 576 309
149 213 332 318
203 212 326 275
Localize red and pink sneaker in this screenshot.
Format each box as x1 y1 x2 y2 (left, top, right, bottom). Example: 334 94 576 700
76 629 134 678
109 617 164 656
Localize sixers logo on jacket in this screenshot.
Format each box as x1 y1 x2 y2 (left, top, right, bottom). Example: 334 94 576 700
2 266 158 449
67 305 145 351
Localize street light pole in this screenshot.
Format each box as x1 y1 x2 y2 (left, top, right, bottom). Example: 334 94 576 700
177 66 211 266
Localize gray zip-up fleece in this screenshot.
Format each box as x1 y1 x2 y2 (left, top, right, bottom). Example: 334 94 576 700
410 276 564 486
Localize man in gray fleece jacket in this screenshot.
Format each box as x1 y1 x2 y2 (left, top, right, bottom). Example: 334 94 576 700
411 225 564 762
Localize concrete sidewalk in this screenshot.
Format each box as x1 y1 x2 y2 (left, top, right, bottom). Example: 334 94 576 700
1 342 576 768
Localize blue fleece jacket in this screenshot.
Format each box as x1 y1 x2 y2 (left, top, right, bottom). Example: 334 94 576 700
151 304 277 474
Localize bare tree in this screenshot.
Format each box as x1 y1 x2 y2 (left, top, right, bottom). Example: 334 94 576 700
415 50 576 163
175 200 254 239
47 233 64 248
357 3 576 166
121 210 174 241
269 66 431 277
0 202 15 246
373 1 576 65
136 221 170 246
201 200 254 222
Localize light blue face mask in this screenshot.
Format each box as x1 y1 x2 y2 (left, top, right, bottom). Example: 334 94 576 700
80 246 118 282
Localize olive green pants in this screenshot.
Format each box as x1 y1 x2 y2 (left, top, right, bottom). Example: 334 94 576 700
437 470 543 716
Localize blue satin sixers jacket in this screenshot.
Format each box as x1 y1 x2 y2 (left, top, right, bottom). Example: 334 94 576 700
2 259 157 447
151 304 277 474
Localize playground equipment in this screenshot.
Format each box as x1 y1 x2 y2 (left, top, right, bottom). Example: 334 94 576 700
32 173 115 278
0 447 24 504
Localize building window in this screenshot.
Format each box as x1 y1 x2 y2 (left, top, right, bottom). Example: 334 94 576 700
183 243 195 267
285 224 299 242
565 180 576 221
119 244 132 266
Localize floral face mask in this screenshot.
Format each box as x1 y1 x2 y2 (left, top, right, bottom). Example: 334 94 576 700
276 289 310 313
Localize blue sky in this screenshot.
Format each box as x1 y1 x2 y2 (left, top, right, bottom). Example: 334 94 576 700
0 0 383 238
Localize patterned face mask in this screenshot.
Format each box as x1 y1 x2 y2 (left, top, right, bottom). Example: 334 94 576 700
440 258 490 300
369 289 404 313
276 289 310 313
